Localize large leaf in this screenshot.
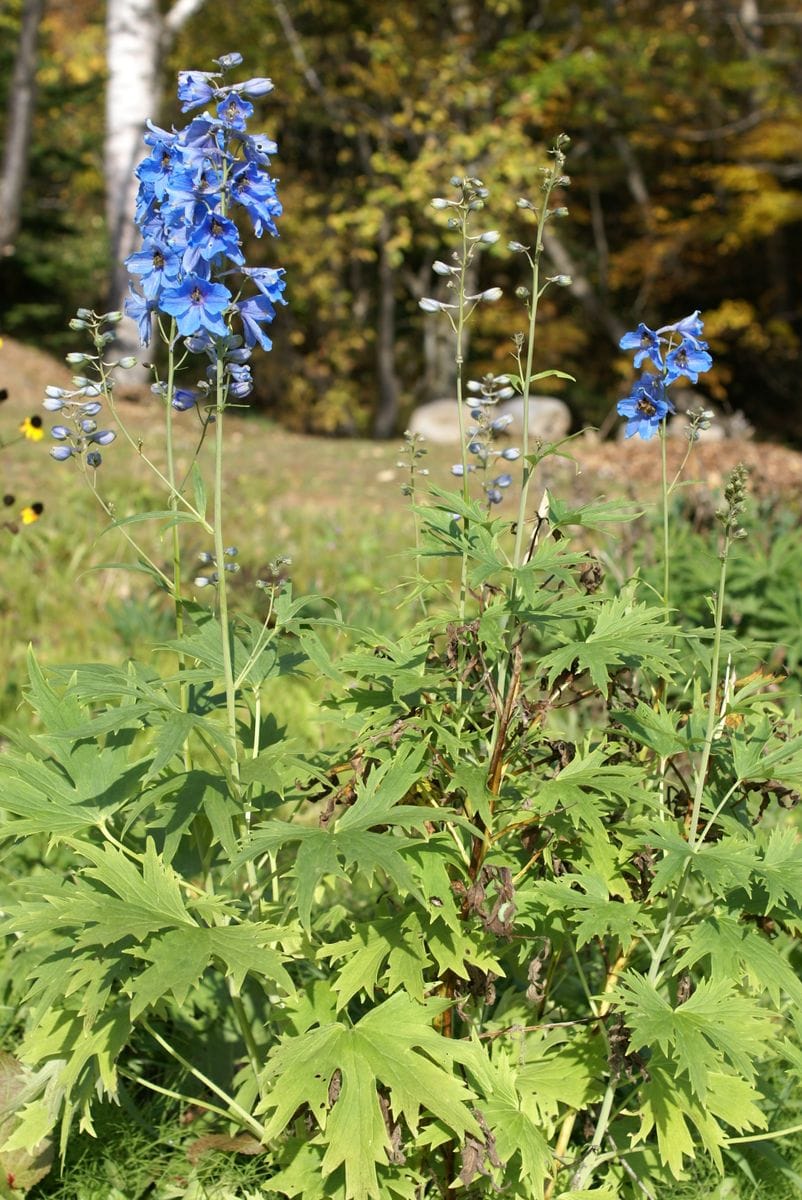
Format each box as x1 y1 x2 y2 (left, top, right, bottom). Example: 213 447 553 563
259 993 480 1200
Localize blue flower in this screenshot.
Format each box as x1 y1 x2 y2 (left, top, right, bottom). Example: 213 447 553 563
177 71 217 113
240 266 287 303
619 322 663 369
159 275 232 338
184 210 245 272
665 337 713 384
125 239 182 300
237 293 278 350
124 288 156 346
236 77 274 98
617 374 674 440
659 310 704 343
216 92 253 130
172 389 199 411
230 162 282 237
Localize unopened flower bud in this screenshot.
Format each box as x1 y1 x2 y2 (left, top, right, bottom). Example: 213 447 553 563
479 230 500 244
480 287 502 302
515 286 530 300
66 352 91 365
549 275 572 287
508 241 527 252
102 311 123 324
117 356 137 369
551 206 569 217
516 198 533 209
419 297 443 313
69 319 88 331
431 198 450 209
432 261 452 275
76 308 93 320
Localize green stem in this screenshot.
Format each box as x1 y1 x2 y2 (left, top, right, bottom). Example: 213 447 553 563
163 324 193 776
142 1020 265 1140
647 538 731 986
570 1078 617 1191
212 357 259 902
118 1066 247 1129
660 423 670 611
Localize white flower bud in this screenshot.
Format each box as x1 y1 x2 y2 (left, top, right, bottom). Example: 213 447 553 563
419 297 443 313
479 230 500 244
480 287 503 302
430 198 450 209
432 261 453 275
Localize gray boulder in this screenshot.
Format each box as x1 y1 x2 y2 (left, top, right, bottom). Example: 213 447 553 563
495 396 572 441
407 395 571 444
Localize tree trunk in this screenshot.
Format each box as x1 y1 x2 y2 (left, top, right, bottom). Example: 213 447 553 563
373 218 401 439
0 0 45 254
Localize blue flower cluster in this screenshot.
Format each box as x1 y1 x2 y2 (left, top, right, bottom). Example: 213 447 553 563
617 311 713 440
125 52 286 407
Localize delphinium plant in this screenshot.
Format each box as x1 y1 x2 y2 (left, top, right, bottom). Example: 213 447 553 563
0 58 801 1200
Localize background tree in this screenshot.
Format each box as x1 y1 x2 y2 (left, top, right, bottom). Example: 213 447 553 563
0 0 45 254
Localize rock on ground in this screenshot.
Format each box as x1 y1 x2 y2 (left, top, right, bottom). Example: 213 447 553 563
408 395 571 444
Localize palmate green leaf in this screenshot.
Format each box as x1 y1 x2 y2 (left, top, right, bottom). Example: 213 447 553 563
466 1048 550 1195
545 491 641 533
235 822 419 931
337 745 429 832
675 913 802 1007
649 828 754 894
535 876 646 947
259 993 480 1200
617 974 773 1099
634 1059 766 1178
127 923 292 1018
532 742 645 833
320 914 438 1008
237 746 436 928
319 925 394 1009
612 700 690 758
516 1031 606 1124
538 588 680 690
754 825 802 909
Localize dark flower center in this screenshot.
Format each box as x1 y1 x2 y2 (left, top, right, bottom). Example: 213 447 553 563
636 399 657 418
191 287 203 303
153 251 165 269
211 219 223 236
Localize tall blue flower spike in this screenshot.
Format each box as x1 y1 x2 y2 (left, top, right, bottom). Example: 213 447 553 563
125 55 287 402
